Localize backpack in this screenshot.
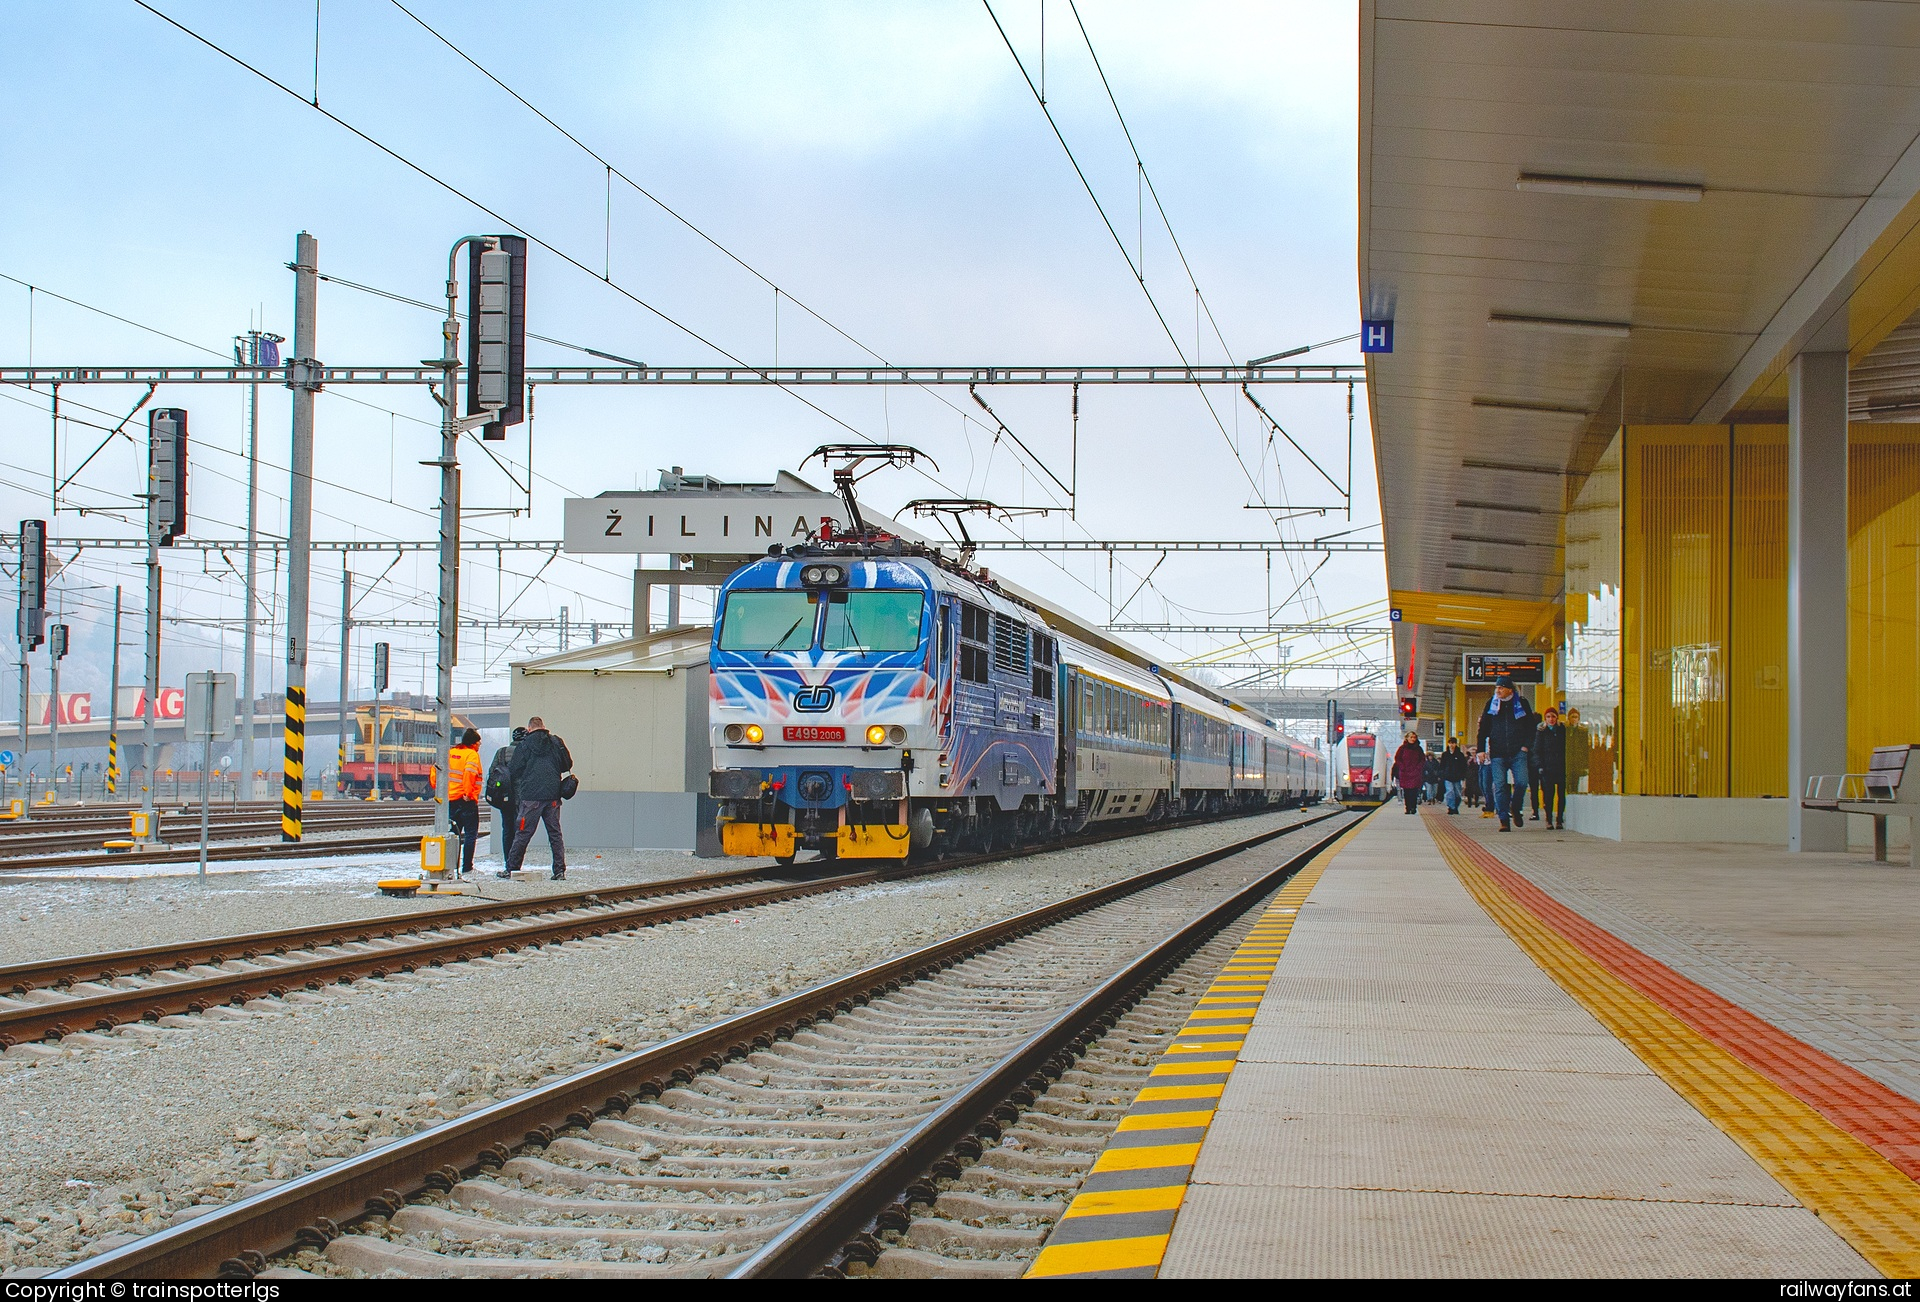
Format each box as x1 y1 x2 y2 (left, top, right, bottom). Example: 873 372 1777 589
485 745 514 805
559 774 580 800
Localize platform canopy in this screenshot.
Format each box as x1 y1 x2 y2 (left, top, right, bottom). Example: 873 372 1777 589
1362 1 1920 710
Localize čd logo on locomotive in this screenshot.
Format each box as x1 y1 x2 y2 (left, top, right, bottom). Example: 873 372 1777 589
792 684 836 713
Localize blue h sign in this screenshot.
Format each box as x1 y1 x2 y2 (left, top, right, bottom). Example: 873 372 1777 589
1361 320 1394 353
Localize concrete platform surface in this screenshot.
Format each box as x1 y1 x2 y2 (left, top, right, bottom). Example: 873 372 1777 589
1159 810 1878 1278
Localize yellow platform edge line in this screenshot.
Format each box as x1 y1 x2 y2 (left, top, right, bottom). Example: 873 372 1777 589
1061 1184 1188 1218
1023 809 1373 1279
1424 817 1920 1279
1028 1233 1171 1278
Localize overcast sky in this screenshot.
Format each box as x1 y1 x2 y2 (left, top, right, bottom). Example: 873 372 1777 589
0 0 1378 716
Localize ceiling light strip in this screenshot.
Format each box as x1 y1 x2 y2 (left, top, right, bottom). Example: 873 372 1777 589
1516 171 1704 203
1488 312 1632 339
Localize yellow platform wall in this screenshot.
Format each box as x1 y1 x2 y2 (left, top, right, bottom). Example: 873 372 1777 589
1584 424 1920 798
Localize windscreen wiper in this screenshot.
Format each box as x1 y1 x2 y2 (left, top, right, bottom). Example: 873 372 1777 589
763 614 809 659
840 606 867 660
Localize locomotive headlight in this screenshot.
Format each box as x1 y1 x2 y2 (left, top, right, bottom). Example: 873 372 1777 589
887 725 907 744
866 724 888 745
725 724 744 743
744 724 764 744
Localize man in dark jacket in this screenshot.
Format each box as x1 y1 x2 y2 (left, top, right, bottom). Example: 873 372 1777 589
1533 707 1569 830
1440 738 1470 814
484 727 523 863
503 717 574 880
1475 676 1536 832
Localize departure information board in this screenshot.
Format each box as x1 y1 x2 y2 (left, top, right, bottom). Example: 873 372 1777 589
1462 653 1546 685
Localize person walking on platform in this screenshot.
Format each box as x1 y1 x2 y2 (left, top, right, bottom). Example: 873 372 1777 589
1534 707 1568 829
1441 737 1470 814
504 716 574 881
1393 733 1427 815
447 727 484 877
1475 748 1495 815
1476 675 1536 831
1422 751 1442 805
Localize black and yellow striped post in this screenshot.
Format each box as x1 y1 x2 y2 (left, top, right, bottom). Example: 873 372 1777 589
281 685 305 840
106 734 118 797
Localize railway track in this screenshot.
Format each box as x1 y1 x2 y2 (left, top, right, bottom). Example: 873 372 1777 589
0 798 429 828
0 805 1320 1050
48 808 1356 1279
0 805 461 865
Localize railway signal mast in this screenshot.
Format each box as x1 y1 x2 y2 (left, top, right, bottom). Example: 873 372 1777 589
144 408 187 841
431 235 526 842
48 621 68 798
15 519 46 819
372 640 389 801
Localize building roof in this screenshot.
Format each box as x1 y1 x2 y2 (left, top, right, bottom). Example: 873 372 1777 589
1361 0 1920 709
512 626 710 676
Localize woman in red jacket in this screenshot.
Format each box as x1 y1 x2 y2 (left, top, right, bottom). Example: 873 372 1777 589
1392 733 1428 815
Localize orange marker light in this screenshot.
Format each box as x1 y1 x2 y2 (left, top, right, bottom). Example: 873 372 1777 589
744 724 764 744
866 725 888 745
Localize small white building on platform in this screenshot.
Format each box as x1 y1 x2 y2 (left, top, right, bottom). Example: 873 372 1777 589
506 627 716 853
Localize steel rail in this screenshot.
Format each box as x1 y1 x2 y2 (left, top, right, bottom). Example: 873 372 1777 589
0 870 900 1049
0 798 458 824
731 811 1358 1277
1 806 1326 1042
0 831 444 876
0 864 772 996
3 803 1313 990
0 809 464 860
49 810 1346 1279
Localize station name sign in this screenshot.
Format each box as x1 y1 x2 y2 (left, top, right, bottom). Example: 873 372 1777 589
1462 653 1545 685
563 493 902 556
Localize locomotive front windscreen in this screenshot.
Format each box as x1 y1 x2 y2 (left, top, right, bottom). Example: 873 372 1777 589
822 590 922 652
718 592 816 651
1347 737 1375 769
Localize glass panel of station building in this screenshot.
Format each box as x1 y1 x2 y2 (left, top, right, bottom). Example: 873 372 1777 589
1563 435 1620 794
1570 423 1920 798
1850 425 1920 770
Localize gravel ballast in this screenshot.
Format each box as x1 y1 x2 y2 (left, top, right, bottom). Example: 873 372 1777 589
0 809 1323 1272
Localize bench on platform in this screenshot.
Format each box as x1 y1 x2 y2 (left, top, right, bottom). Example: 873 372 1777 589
1802 745 1920 865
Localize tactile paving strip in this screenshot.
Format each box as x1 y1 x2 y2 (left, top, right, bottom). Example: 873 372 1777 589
1425 812 1920 1278
1024 814 1372 1279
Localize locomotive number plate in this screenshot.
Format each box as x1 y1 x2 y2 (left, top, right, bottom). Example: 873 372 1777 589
783 726 845 742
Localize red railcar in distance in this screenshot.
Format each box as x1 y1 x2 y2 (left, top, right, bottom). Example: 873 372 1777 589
1343 731 1381 803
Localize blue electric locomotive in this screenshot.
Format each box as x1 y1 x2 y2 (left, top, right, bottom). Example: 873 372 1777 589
706 541 1054 862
